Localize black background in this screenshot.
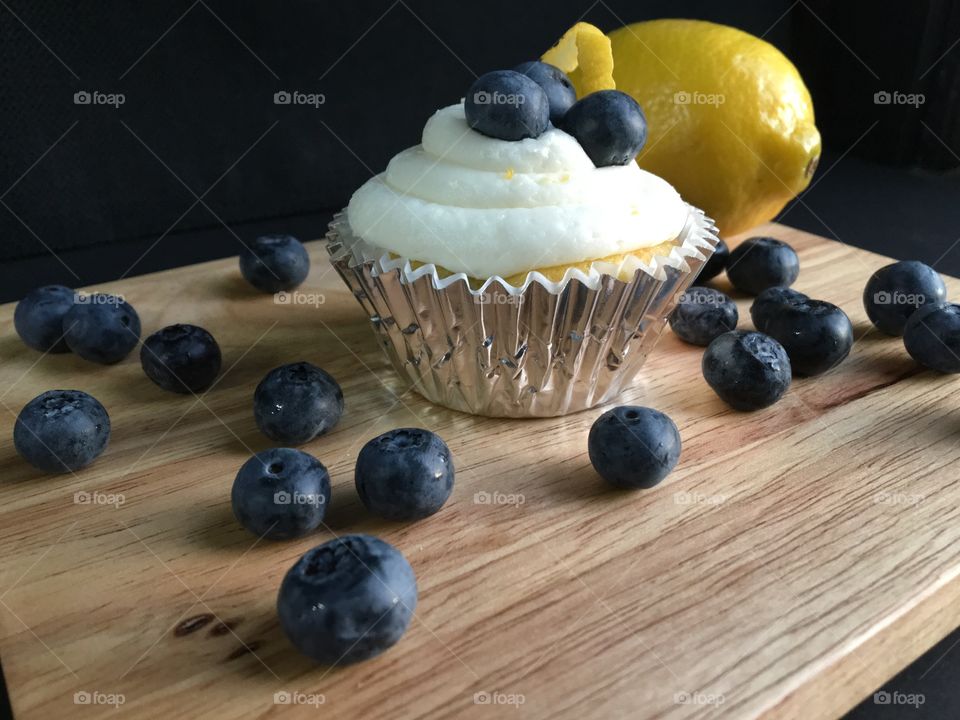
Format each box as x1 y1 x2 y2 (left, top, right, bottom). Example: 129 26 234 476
1 0 959 296
1 1 960 718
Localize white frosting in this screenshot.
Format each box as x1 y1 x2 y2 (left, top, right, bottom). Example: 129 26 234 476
346 103 688 279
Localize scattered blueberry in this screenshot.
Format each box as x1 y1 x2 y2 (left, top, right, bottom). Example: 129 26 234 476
588 406 681 489
512 60 576 123
239 235 310 293
750 286 809 333
14 285 75 353
277 534 417 665
903 302 960 373
355 428 454 521
231 448 331 540
140 324 222 394
669 286 738 346
697 238 729 283
254 362 343 444
14 390 110 473
465 70 550 141
558 90 647 167
760 299 853 376
702 331 792 411
726 237 800 295
863 261 947 336
62 294 141 364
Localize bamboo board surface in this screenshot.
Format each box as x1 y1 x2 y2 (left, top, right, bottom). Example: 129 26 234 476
1 223 959 719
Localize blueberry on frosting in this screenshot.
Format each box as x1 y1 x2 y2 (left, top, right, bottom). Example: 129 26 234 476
512 60 576 123
465 70 550 141
559 90 648 167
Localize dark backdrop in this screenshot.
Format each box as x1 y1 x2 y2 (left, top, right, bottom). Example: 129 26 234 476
2 0 956 276
2 3 960 719
0 0 793 266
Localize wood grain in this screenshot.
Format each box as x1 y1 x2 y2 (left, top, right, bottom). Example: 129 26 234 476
0 223 958 719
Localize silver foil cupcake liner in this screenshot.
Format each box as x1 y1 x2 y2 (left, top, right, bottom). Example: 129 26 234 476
325 205 719 417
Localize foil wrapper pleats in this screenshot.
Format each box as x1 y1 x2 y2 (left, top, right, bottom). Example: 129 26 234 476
326 206 719 417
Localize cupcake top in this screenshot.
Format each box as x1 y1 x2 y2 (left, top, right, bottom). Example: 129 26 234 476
347 102 688 280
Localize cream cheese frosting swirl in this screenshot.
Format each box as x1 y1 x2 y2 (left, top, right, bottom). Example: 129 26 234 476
347 103 688 279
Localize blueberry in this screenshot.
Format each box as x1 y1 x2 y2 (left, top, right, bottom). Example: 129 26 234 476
140 324 222 394
588 406 681 489
669 286 738 346
14 390 110 473
355 428 454 521
903 302 960 373
702 331 791 411
277 534 417 665
465 70 550 141
14 285 75 353
512 60 576 123
863 261 946 336
558 90 647 167
697 237 729 283
239 235 310 293
760 299 853 376
62 295 141 364
750 286 809 333
726 237 800 295
254 362 343 444
231 448 331 540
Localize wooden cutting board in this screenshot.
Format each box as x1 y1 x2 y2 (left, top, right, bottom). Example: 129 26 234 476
1 223 958 719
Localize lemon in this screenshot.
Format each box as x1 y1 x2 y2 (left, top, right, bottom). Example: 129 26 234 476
542 22 616 97
607 19 821 236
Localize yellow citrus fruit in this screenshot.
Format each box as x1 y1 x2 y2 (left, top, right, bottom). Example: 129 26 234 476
607 19 821 236
541 22 616 98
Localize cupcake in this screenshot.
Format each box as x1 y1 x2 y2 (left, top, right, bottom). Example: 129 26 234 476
327 65 718 417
